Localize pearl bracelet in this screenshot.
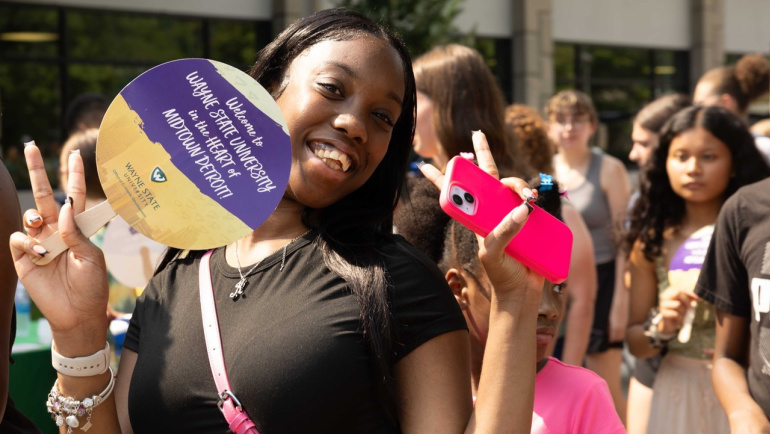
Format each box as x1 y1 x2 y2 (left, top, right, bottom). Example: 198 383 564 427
46 367 115 433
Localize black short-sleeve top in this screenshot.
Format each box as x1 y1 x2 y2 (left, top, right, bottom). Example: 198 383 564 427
123 232 467 433
695 178 770 418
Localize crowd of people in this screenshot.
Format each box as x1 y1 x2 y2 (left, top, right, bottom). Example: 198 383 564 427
1 7 770 434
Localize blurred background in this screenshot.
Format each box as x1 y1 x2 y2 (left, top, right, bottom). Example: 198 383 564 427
0 0 768 191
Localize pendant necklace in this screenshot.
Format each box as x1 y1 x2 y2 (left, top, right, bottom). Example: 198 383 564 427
230 230 311 300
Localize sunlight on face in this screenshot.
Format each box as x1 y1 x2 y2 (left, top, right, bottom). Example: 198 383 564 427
666 127 732 205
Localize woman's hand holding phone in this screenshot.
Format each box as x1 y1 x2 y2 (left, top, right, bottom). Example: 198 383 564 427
418 131 545 301
420 131 543 431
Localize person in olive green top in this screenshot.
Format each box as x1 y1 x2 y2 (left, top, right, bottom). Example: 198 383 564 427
625 106 770 434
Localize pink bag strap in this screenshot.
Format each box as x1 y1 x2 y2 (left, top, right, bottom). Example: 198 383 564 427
200 250 260 434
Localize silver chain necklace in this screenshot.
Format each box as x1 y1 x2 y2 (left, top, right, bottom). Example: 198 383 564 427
230 230 311 300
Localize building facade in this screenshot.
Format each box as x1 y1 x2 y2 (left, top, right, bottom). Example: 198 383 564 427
1 0 768 188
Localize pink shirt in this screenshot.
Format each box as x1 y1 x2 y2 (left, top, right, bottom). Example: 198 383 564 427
532 358 626 434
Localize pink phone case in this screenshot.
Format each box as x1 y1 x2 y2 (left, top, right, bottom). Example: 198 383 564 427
439 155 573 283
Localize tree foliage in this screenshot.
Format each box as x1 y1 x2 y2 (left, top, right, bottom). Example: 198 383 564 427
335 0 472 57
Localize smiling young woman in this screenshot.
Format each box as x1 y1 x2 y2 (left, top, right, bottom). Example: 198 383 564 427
10 8 547 434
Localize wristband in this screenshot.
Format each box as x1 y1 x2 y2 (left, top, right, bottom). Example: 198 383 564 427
642 308 677 349
51 342 110 377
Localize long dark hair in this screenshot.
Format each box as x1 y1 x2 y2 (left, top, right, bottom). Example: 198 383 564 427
626 106 770 261
157 8 416 423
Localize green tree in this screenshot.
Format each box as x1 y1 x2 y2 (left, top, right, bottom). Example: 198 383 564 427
336 0 471 57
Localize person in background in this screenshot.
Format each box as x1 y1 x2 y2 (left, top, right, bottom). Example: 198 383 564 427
63 93 109 138
505 103 597 368
695 176 770 433
58 129 104 211
397 175 625 433
412 44 530 178
57 129 138 352
693 53 770 163
695 64 770 434
625 106 770 434
0 157 42 433
504 104 555 175
547 90 631 422
629 94 691 167
624 93 690 434
57 93 109 195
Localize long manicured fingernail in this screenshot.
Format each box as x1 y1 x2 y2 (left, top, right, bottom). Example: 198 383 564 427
512 202 532 224
66 196 74 207
416 161 425 169
522 188 537 203
33 245 48 257
26 213 42 225
68 150 80 169
24 140 36 147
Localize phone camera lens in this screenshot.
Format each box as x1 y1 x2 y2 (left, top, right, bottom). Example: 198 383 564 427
464 193 474 204
452 194 463 206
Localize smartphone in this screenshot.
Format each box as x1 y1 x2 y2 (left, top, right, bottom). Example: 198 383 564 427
439 155 573 283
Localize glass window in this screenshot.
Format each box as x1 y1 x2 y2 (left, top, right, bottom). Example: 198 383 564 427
67 10 203 63
0 4 59 59
654 50 688 94
476 37 513 103
554 43 689 161
582 46 651 81
1 4 269 190
210 19 268 71
0 62 61 188
554 44 575 85
67 64 149 101
724 53 743 65
591 83 654 159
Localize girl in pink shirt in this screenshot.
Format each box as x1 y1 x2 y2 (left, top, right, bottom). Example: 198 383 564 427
397 176 626 433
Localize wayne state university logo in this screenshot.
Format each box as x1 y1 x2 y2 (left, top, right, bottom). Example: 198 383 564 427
151 166 167 183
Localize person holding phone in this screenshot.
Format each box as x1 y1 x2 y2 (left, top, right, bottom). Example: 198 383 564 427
10 9 547 434
625 106 770 433
397 173 624 433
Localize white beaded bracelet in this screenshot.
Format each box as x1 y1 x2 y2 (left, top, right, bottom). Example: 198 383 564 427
46 367 115 433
